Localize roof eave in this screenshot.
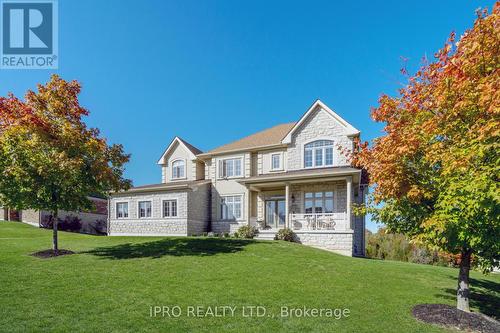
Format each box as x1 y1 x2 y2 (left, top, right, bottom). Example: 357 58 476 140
157 137 200 165
197 143 288 159
238 168 362 185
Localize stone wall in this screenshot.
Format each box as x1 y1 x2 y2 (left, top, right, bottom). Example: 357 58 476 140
109 185 211 236
109 190 189 236
187 182 211 235
109 219 188 236
294 231 354 256
40 210 108 235
21 209 40 224
211 221 247 234
353 214 364 256
287 107 353 170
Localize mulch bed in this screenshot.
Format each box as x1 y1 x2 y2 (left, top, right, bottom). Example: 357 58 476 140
31 249 75 259
412 304 500 333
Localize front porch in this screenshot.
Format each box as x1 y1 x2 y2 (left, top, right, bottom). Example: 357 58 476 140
241 168 362 232
239 168 364 256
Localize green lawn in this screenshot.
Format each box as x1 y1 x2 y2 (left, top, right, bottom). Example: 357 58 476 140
0 222 498 333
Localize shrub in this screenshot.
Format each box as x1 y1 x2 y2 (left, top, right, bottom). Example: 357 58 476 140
234 225 258 239
274 228 296 242
222 232 230 238
366 228 460 268
89 219 107 235
40 215 82 232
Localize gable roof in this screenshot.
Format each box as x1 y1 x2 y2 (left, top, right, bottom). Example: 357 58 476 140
157 136 203 165
281 100 360 144
178 137 203 155
201 122 296 156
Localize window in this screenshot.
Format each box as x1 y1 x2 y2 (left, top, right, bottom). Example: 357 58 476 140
116 202 128 219
218 158 242 178
172 160 185 179
304 191 334 214
271 153 282 170
138 201 152 218
220 195 243 220
304 140 334 168
163 200 177 217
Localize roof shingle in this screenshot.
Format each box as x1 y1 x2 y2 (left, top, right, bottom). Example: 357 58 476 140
206 122 296 154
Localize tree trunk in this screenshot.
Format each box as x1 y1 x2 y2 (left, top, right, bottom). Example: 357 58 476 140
52 210 59 256
457 248 472 312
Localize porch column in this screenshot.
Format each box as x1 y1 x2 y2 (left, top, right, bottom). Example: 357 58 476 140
285 182 290 228
346 176 353 230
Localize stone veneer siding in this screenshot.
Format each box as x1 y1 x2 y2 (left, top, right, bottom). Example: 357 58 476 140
187 183 211 235
294 231 354 256
212 221 247 234
287 107 353 171
109 184 211 236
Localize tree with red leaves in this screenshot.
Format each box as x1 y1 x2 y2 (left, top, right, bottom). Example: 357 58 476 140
0 75 131 254
353 5 499 311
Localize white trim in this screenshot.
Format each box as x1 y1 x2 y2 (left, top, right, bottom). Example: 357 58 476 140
282 100 360 144
157 137 198 165
115 201 129 219
270 152 284 171
217 156 244 179
302 138 335 169
219 193 245 221
162 199 178 218
171 158 187 180
137 200 152 219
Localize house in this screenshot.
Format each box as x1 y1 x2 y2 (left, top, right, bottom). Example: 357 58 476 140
1 197 108 235
108 100 367 256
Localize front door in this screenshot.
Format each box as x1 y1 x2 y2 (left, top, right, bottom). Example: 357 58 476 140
265 199 286 229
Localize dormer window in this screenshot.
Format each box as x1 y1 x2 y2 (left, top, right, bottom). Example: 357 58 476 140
172 160 185 179
304 140 334 168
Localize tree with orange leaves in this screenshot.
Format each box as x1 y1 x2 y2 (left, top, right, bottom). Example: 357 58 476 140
0 75 131 255
353 5 499 311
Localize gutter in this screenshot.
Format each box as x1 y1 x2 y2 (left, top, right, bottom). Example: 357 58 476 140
110 180 212 195
238 168 361 185
197 143 288 159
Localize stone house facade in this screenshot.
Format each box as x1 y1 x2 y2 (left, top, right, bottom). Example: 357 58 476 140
108 100 367 256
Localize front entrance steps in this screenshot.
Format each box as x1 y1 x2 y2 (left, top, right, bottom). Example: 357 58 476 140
255 230 277 241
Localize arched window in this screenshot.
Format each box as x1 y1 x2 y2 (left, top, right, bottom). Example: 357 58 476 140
172 160 185 179
304 140 334 168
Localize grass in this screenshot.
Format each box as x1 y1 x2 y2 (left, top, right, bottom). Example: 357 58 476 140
0 221 498 333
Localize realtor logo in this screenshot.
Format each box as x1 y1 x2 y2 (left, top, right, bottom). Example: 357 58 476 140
1 0 58 69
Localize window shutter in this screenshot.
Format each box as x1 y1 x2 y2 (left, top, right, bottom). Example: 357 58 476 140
218 160 223 178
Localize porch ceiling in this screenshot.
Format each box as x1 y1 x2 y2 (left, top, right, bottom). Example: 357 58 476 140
239 167 361 188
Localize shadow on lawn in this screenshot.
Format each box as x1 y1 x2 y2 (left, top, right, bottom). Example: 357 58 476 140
85 238 254 260
434 276 500 319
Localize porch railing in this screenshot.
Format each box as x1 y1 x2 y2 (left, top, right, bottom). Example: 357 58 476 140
290 213 347 231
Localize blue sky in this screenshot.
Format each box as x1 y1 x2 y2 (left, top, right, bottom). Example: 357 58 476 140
0 1 493 230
